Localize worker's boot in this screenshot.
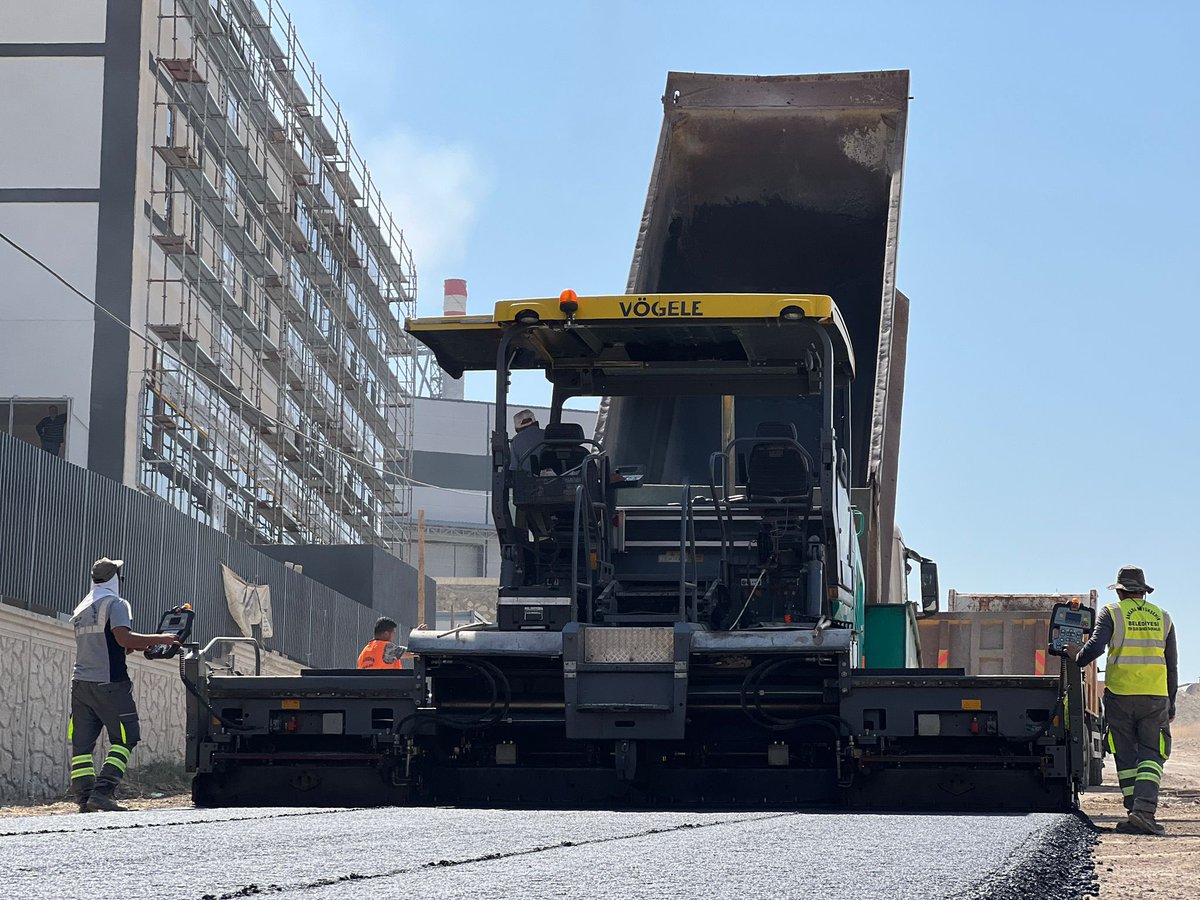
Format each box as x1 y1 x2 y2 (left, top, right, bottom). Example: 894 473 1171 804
86 787 128 812
76 791 94 813
1125 810 1167 836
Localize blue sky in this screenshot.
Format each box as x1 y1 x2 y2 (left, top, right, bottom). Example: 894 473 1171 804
284 1 1200 677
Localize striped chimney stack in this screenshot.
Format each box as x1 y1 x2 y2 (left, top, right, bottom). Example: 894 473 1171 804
441 279 467 400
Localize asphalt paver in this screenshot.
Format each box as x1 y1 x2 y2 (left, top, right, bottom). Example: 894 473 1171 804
0 806 1092 899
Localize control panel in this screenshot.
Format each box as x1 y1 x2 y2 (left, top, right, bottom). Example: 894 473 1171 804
145 604 195 660
612 465 645 487
1048 602 1094 657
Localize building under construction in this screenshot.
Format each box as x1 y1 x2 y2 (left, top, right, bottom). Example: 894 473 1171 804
0 0 435 556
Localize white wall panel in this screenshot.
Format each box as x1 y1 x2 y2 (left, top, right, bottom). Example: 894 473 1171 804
412 397 490 453
413 486 491 526
0 203 98 466
0 203 99 312
0 0 107 44
0 58 104 188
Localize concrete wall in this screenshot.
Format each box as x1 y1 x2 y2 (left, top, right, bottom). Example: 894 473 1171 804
256 543 426 642
0 603 299 804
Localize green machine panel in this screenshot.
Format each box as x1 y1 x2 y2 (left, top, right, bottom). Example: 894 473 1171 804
861 603 921 669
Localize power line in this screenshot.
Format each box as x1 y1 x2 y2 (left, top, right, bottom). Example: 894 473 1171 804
0 228 489 499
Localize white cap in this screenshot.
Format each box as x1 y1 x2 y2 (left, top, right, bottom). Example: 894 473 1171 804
513 409 536 429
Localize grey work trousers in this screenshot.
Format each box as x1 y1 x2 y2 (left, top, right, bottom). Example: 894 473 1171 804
1104 690 1171 815
69 679 141 797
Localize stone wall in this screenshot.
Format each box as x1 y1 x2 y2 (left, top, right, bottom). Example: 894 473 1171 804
0 604 300 804
434 577 498 623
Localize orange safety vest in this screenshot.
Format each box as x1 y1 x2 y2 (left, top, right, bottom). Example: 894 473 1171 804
356 639 413 670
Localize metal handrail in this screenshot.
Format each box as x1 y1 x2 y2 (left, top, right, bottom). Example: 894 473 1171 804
200 636 262 675
569 451 611 621
678 482 700 623
516 437 605 473
687 492 699 623
571 483 588 619
709 450 733 560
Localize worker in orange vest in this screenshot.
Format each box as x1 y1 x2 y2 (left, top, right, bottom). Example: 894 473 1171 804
356 617 413 669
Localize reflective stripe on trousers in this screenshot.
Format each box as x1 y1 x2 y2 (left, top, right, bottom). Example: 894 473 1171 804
1104 690 1171 815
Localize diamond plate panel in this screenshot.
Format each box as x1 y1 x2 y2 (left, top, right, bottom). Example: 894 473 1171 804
583 627 674 663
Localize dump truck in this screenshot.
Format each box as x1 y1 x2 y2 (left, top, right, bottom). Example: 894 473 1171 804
184 70 1095 811
919 591 1107 785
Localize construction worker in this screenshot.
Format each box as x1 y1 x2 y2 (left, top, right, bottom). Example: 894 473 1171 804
1066 565 1178 836
509 408 544 471
69 558 181 812
357 616 413 669
35 404 67 456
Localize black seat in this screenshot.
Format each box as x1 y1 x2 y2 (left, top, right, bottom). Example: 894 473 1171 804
539 422 589 475
747 421 811 500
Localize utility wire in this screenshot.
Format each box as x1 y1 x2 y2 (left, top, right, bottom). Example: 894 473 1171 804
0 228 490 498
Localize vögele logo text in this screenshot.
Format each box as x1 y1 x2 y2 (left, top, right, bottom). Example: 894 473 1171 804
618 298 703 318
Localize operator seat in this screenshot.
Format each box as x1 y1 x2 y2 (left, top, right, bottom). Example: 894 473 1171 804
746 421 811 501
518 422 609 594
539 422 589 475
514 421 595 542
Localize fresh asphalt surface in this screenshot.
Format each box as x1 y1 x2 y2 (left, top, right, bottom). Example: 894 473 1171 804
0 806 1092 899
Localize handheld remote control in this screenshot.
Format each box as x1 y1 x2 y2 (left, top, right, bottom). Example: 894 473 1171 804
1047 601 1094 657
144 604 195 660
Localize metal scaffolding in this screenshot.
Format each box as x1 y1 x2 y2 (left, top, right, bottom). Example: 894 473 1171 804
141 0 435 556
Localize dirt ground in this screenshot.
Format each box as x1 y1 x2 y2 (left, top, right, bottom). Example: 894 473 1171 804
1084 716 1200 899
0 793 189 816
0 761 191 817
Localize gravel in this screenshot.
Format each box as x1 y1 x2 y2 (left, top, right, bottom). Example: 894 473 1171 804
0 806 1094 899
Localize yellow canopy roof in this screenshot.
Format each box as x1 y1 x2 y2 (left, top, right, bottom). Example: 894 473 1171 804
405 293 855 395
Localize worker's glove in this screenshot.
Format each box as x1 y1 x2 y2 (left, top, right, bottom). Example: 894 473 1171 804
1170 705 1176 723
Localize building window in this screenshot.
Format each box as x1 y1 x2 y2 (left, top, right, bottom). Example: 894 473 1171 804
1 399 70 457
164 168 176 231
221 242 238 300
225 91 241 133
222 162 240 216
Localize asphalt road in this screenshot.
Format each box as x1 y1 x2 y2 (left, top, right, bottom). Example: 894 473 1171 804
0 807 1094 899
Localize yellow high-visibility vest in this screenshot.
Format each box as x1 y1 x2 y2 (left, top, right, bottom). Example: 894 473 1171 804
1105 598 1171 697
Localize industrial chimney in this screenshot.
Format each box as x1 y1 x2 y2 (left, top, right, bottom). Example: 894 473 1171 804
441 278 467 400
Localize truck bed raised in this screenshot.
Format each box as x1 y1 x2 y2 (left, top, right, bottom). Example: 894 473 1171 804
601 70 911 595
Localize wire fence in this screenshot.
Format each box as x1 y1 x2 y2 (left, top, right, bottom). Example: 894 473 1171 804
0 433 425 668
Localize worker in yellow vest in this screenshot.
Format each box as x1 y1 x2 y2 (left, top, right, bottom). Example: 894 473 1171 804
356 617 414 670
1066 565 1178 836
